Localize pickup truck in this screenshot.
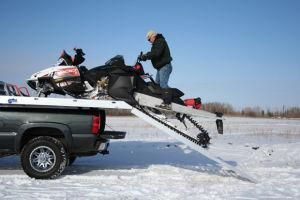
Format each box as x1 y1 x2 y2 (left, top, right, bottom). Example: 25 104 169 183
0 105 126 179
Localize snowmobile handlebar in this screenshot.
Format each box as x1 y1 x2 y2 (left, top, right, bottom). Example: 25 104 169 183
137 51 143 63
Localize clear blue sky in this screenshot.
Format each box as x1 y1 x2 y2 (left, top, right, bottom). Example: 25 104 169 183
0 0 299 109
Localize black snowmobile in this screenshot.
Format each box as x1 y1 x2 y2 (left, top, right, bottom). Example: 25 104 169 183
84 54 185 106
27 49 223 147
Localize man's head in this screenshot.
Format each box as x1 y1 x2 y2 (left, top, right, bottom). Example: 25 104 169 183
146 30 157 43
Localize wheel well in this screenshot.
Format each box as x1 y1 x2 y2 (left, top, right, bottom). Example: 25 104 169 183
21 127 66 152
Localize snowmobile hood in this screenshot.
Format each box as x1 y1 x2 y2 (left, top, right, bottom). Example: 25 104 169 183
27 65 78 81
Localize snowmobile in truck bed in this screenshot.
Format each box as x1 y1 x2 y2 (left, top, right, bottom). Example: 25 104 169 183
27 49 223 148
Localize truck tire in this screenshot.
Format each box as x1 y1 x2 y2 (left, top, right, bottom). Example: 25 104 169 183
21 136 67 179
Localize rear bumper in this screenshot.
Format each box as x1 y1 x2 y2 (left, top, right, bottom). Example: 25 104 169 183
71 134 109 154
67 131 125 155
100 130 126 139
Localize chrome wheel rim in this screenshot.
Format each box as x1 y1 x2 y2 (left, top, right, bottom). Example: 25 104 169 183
29 146 56 172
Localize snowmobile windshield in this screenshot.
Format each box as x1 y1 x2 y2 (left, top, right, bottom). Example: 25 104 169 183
105 55 125 67
58 51 73 66
56 58 69 66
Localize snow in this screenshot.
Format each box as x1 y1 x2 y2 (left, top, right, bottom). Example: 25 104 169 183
0 116 300 199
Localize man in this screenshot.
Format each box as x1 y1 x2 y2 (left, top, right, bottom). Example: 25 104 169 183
140 30 173 88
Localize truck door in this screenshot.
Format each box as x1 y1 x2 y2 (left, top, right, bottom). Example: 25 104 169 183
0 116 17 153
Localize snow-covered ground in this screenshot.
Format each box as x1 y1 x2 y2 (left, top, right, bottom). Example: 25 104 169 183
0 116 300 199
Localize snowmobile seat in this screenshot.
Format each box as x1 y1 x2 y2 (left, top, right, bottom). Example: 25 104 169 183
143 80 184 104
133 78 184 105
161 88 184 104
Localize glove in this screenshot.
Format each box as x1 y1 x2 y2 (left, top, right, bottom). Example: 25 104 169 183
139 54 147 61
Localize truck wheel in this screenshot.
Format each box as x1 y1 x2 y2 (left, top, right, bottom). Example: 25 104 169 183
68 156 77 166
21 136 67 179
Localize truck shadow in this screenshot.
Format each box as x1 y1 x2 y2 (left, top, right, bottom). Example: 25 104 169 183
63 141 235 178
0 141 237 178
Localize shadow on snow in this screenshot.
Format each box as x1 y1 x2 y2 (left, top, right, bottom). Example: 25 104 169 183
0 141 237 178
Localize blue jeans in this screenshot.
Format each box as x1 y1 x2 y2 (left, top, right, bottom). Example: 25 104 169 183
155 63 172 88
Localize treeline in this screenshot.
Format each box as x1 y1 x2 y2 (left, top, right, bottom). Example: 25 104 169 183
202 102 300 118
105 102 300 118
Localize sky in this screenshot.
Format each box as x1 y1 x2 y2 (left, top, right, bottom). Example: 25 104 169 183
0 0 299 109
